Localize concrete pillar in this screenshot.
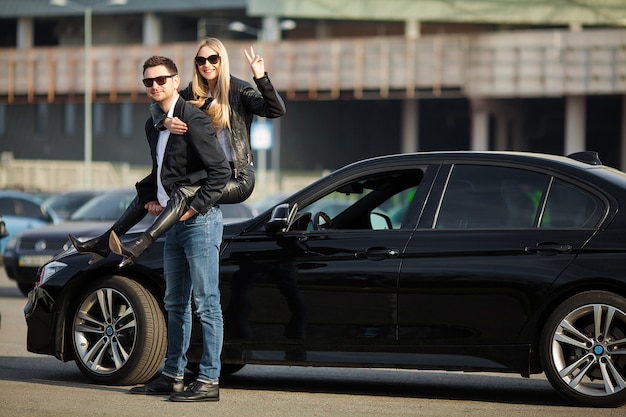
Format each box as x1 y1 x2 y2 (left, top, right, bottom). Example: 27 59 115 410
565 95 586 155
494 115 509 151
471 99 489 151
405 19 420 40
17 18 33 48
490 100 509 150
143 13 161 46
621 95 626 170
401 99 419 153
262 16 280 42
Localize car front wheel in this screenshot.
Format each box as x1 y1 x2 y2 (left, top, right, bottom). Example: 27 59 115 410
540 290 626 407
70 275 167 385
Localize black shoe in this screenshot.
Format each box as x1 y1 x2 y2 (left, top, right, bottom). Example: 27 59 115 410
109 231 152 268
168 381 219 402
68 233 111 261
129 375 184 395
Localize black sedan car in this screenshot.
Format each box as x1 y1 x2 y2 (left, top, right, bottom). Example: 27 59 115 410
24 151 626 407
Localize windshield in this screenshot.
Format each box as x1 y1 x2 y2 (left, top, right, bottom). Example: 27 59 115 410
70 191 143 222
44 192 97 219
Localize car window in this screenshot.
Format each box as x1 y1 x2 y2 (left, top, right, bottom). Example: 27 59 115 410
16 199 47 220
71 192 138 222
298 170 423 231
44 192 97 219
435 165 605 229
541 180 604 228
0 198 16 216
435 165 548 229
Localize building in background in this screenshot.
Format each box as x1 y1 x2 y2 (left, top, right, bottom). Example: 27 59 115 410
0 0 625 194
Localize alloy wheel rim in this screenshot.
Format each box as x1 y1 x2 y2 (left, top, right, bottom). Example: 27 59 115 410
551 303 626 397
73 287 137 375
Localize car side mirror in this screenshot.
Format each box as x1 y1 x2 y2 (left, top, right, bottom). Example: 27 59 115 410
266 202 298 233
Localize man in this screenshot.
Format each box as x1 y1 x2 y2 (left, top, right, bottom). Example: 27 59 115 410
128 55 231 402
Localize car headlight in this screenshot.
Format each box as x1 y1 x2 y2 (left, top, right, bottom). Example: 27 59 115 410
37 261 67 286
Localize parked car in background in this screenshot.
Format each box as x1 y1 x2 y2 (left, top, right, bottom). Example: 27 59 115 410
251 192 291 214
220 201 257 222
42 190 101 221
3 188 148 295
4 189 256 296
0 216 8 239
0 190 58 256
25 151 626 407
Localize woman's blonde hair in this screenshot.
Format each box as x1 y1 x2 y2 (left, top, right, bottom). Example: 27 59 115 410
190 38 231 130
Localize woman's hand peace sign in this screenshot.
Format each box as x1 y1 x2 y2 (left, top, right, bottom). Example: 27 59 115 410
244 46 265 79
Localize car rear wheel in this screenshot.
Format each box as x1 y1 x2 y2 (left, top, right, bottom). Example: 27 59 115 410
70 275 166 385
540 291 626 407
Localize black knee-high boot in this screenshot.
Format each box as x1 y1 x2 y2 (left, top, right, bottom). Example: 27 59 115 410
109 185 198 268
68 196 148 263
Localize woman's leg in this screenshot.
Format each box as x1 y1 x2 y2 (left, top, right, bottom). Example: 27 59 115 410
215 165 255 204
68 195 147 262
109 185 198 267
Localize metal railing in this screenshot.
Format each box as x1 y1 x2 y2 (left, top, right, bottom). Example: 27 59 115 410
0 153 148 191
1 28 623 103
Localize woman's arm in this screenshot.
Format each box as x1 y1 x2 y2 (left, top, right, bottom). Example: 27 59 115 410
241 46 286 118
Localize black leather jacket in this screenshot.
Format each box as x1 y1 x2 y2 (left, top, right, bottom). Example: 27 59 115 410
152 74 286 176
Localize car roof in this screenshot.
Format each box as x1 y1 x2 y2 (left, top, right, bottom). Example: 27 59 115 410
337 151 624 180
0 189 47 203
353 150 600 166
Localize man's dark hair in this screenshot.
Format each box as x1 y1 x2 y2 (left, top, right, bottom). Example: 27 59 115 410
143 55 178 75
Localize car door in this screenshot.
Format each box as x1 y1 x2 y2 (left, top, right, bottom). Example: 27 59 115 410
397 163 606 353
221 166 433 361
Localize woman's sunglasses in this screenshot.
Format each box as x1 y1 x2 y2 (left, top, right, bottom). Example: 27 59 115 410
142 75 175 87
194 54 220 66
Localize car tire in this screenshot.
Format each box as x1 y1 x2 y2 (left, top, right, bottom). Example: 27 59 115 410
540 290 626 407
70 275 167 385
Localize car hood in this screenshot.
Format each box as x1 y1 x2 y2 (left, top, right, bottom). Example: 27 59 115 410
15 217 253 253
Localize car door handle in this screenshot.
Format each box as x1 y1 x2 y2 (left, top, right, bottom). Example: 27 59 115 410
525 243 573 256
355 247 400 261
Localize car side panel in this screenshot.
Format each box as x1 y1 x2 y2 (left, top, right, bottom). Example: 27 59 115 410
220 229 409 354
398 229 595 346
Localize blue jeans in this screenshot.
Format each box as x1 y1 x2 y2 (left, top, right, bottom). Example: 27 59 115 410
161 207 223 383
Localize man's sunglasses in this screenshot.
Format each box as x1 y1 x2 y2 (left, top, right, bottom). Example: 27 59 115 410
194 54 220 66
142 75 175 87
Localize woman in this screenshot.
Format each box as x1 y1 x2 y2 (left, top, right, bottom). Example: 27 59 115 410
70 38 286 266
154 37 286 203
